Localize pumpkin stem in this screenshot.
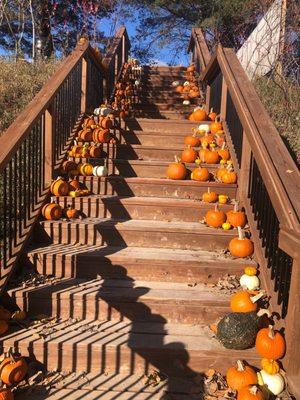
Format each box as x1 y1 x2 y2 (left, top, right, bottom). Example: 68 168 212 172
237 226 244 240
174 155 179 163
221 142 226 150
236 359 245 371
207 187 210 193
249 386 258 396
250 291 265 304
214 204 219 212
268 325 275 339
257 308 272 318
233 201 239 213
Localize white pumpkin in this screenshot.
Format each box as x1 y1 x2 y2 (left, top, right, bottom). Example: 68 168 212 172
198 124 210 133
260 370 285 395
183 81 190 86
134 80 140 86
172 80 180 87
240 274 260 290
100 107 112 117
183 100 190 105
93 165 108 177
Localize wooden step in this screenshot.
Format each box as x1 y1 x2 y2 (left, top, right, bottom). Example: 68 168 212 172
135 110 190 120
9 278 231 324
109 144 183 161
125 118 204 132
78 176 237 198
2 318 259 375
120 131 186 146
28 244 253 281
136 103 194 111
38 218 237 248
52 195 233 220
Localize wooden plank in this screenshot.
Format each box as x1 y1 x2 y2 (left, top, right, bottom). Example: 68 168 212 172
220 77 228 119
237 133 251 205
200 53 218 82
81 57 87 113
44 107 54 187
216 46 300 231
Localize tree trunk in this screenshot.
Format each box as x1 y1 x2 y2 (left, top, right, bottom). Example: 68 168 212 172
34 0 53 58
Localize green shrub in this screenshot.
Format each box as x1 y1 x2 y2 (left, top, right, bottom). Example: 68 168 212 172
0 59 58 134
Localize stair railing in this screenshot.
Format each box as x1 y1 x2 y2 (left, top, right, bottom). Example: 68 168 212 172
190 33 300 395
0 27 130 293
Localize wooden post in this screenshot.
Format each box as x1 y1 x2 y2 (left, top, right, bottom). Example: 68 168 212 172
44 106 54 188
81 57 87 113
237 132 251 206
205 85 211 113
122 35 126 64
115 54 118 83
220 78 228 120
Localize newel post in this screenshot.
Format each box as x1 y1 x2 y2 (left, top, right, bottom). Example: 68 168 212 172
81 57 87 113
44 106 54 188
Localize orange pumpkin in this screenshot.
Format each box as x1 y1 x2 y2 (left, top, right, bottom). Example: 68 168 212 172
255 325 286 360
200 133 215 145
191 167 210 182
210 116 222 134
69 179 81 191
100 117 113 129
181 146 198 163
0 351 28 385
50 178 69 196
204 149 220 164
62 160 77 173
42 203 62 220
208 108 217 121
0 307 11 321
229 227 254 258
89 145 102 158
176 85 184 93
226 360 257 391
93 128 110 143
166 157 187 180
230 291 260 313
78 163 93 176
202 188 218 203
218 143 230 161
227 202 247 228
65 206 80 219
216 165 227 181
83 117 95 128
237 386 264 400
205 204 227 228
188 106 208 122
0 388 13 400
222 167 237 184
78 128 93 142
184 134 200 147
0 320 9 335
199 145 209 162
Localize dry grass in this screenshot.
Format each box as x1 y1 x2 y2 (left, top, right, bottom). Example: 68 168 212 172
254 75 300 164
0 59 58 135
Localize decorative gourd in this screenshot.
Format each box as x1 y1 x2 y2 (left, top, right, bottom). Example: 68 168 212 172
218 194 228 204
69 179 81 191
184 134 200 148
79 163 93 176
222 222 232 230
226 360 258 390
226 202 247 228
205 204 227 228
259 370 285 395
191 167 210 182
0 349 28 385
93 165 108 177
65 206 80 219
222 166 237 184
198 124 210 134
240 273 260 291
172 80 180 87
210 116 222 134
208 108 217 122
50 178 69 196
261 359 280 375
89 145 102 158
83 117 95 128
181 146 197 163
245 266 258 276
229 227 254 258
202 188 218 203
166 156 187 180
200 133 215 145
78 128 93 142
0 306 11 321
204 149 220 164
189 106 208 122
69 140 83 157
0 388 13 400
230 291 263 313
42 203 62 220
255 325 286 360
218 143 230 161
62 160 77 173
93 128 110 143
0 320 9 335
237 385 264 400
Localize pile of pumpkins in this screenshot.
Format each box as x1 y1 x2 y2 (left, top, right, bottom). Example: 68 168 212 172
172 63 201 104
77 114 114 144
166 112 237 184
216 266 286 397
61 159 108 179
50 177 91 198
204 201 248 231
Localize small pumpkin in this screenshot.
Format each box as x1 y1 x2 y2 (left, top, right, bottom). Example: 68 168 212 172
244 266 258 276
93 128 110 143
0 349 28 385
78 128 93 142
230 290 263 313
216 165 227 181
240 273 260 291
208 108 217 122
83 117 95 128
218 194 228 204
62 160 77 173
0 388 13 400
65 206 80 219
93 165 108 177
0 320 9 335
255 325 286 360
261 359 280 375
229 227 254 258
100 116 113 129
200 133 215 145
69 179 81 191
0 307 11 321
166 156 187 180
218 143 230 161
175 85 184 93
89 145 102 158
202 188 218 203
50 177 69 196
222 166 237 184
226 201 247 228
184 133 200 148
210 116 222 134
226 360 257 390
204 149 220 164
237 385 264 400
78 163 93 176
188 106 208 122
198 124 210 134
191 167 210 182
205 204 227 228
42 203 62 220
181 146 198 163
259 370 285 395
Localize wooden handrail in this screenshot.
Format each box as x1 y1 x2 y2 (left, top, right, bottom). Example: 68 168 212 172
188 28 211 69
102 26 130 67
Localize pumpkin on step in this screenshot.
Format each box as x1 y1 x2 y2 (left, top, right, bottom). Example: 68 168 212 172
255 325 286 360
230 290 263 313
93 128 110 143
226 360 257 390
0 349 28 385
237 385 264 400
218 143 230 161
208 108 217 121
191 166 210 182
0 388 13 400
89 145 102 158
181 146 197 163
184 133 200 147
188 106 208 122
93 165 108 177
205 204 226 228
202 188 218 203
261 359 280 375
221 166 237 184
204 149 220 164
78 128 93 142
229 227 254 258
166 157 187 180
217 312 260 350
226 201 247 228
50 178 69 196
69 179 81 191
210 116 222 134
78 163 94 176
65 206 80 219
100 116 113 129
42 203 62 220
62 160 77 174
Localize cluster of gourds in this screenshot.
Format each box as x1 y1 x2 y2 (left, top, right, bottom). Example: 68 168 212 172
202 188 229 205
76 114 114 145
166 112 237 185
42 203 80 221
172 63 201 104
61 159 108 179
215 265 286 397
204 201 247 232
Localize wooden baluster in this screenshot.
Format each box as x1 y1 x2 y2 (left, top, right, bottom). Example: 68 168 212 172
205 85 211 113
114 53 118 83
44 106 54 188
220 78 227 120
237 133 251 206
122 35 126 64
81 57 87 113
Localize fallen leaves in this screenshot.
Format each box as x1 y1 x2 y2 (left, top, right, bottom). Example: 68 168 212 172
205 274 240 294
204 369 236 399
